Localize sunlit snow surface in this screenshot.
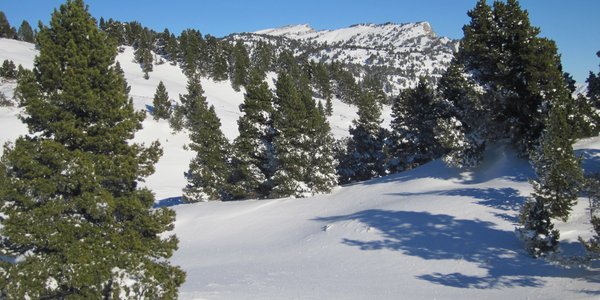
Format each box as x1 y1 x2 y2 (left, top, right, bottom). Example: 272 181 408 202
1 38 599 299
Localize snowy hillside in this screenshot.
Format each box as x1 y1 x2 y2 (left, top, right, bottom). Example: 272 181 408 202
236 22 458 95
1 37 599 299
0 38 379 199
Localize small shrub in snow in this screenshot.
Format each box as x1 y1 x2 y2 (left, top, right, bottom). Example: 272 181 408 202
516 198 560 258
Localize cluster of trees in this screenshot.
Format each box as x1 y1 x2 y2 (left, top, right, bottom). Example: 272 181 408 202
0 11 35 42
0 1 184 297
151 52 338 201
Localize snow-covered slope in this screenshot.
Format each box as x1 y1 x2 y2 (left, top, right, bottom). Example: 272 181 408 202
0 38 370 199
170 142 600 299
1 37 599 299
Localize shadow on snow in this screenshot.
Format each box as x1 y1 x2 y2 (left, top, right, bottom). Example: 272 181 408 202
154 196 184 208
314 209 598 290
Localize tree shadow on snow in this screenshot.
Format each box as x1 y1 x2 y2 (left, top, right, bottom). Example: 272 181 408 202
314 209 597 290
153 196 183 208
390 187 525 223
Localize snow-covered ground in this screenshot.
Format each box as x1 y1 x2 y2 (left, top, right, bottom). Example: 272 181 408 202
1 38 599 299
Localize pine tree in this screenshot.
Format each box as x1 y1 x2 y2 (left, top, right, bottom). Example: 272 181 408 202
231 40 250 91
455 0 573 156
181 74 230 202
338 89 386 184
0 11 16 39
0 60 17 79
516 198 560 258
270 72 311 197
586 51 600 110
529 93 583 221
134 30 153 79
387 78 441 173
152 81 172 120
0 1 184 297
434 60 486 168
229 70 276 199
251 41 273 79
178 29 203 77
17 20 35 43
580 175 600 255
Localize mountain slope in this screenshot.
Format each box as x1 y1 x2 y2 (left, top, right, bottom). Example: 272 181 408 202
235 22 458 95
1 37 599 299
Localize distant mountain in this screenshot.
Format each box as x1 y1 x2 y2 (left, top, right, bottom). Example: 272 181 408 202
230 22 458 96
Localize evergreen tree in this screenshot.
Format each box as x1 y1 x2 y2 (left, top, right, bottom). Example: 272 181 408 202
516 198 560 258
529 93 583 221
0 60 17 79
229 70 276 199
134 30 153 79
312 61 333 102
270 72 337 197
17 20 35 43
271 72 311 197
178 29 203 77
181 74 230 202
0 1 184 297
0 11 16 39
434 60 486 168
251 41 273 79
586 51 600 110
454 0 573 156
231 40 250 91
152 81 172 120
387 78 441 173
338 89 386 184
580 175 600 255
207 36 229 81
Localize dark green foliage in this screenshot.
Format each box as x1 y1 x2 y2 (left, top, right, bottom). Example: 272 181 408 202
0 0 185 297
455 0 572 155
0 11 16 39
134 30 154 79
178 29 204 77
516 198 560 258
338 89 386 184
312 61 333 102
206 35 229 81
230 40 250 91
229 70 276 199
17 20 35 43
0 60 17 79
181 75 231 202
271 72 337 197
529 93 583 221
387 78 442 173
152 81 172 120
435 60 486 168
251 41 273 79
587 51 600 109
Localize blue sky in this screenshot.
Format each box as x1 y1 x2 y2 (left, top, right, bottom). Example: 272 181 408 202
2 0 599 83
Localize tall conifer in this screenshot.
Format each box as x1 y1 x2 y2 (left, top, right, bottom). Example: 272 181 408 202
0 1 184 297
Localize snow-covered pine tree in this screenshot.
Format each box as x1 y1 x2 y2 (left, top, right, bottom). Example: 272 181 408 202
152 81 172 120
338 88 386 184
305 98 338 194
181 74 231 202
516 198 560 258
435 60 486 168
579 175 600 255
231 40 250 91
270 72 312 197
178 29 203 77
588 51 600 110
387 78 441 173
529 92 583 221
456 0 575 157
0 1 184 297
229 69 276 199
